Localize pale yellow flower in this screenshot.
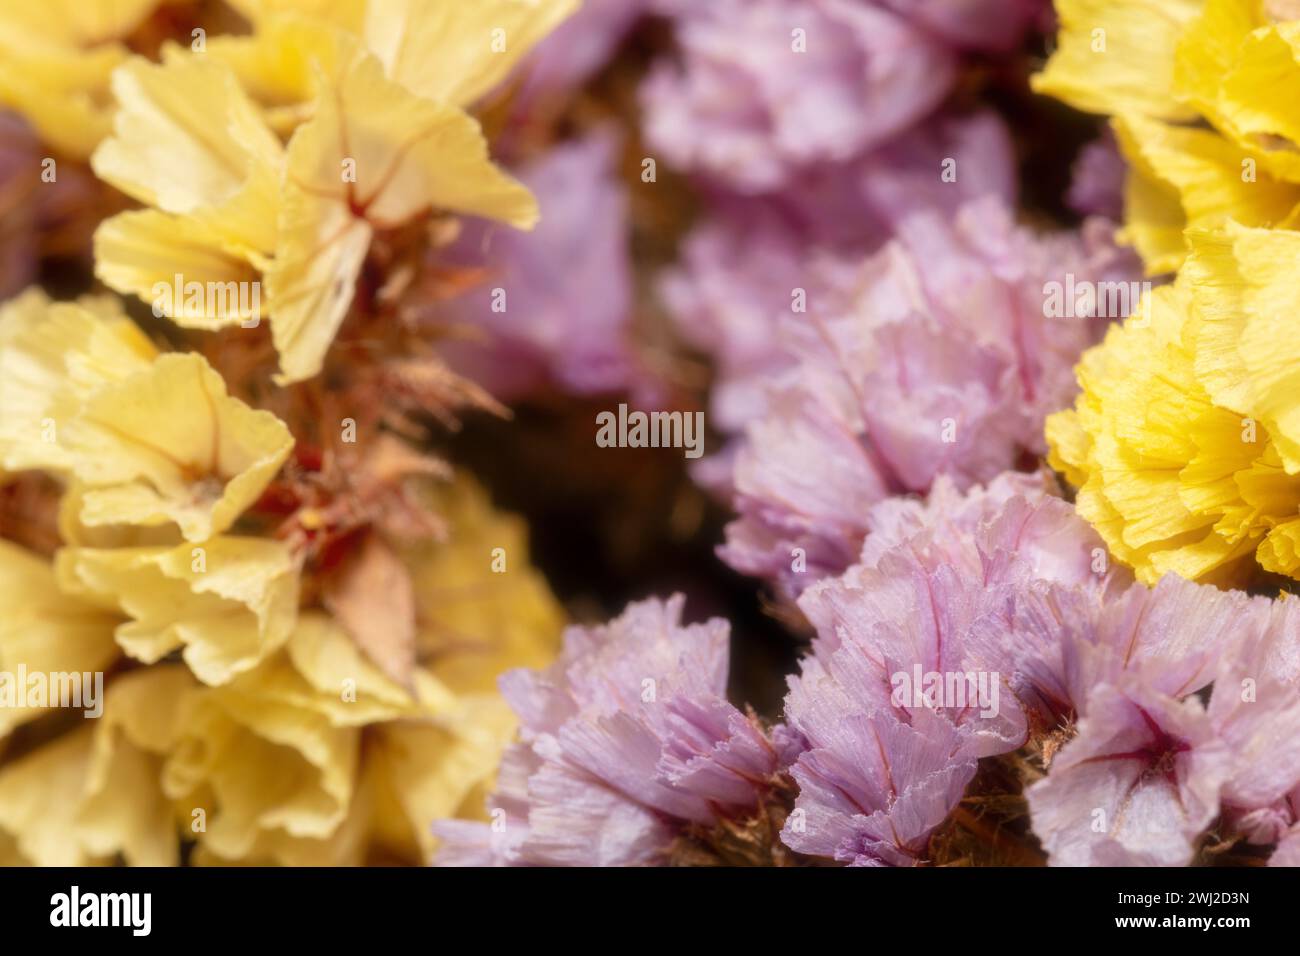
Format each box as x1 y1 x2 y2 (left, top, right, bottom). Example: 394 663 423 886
0 0 166 158
0 293 294 541
92 2 572 383
76 666 200 866
0 290 157 473
0 539 121 739
406 475 564 696
0 727 98 865
55 537 299 686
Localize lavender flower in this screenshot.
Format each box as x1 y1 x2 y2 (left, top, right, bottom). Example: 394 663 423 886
434 596 798 866
719 200 1137 597
1067 130 1126 221
779 472 1281 866
663 113 1016 445
1026 681 1232 866
640 0 956 192
437 130 646 401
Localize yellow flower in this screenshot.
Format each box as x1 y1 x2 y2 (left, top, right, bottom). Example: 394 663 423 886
76 666 200 866
1036 0 1300 273
0 666 198 866
0 468 562 864
217 0 578 112
0 293 294 542
92 2 574 383
0 727 98 865
265 41 538 383
360 0 579 107
0 0 165 158
0 290 157 473
0 539 121 740
1112 113 1300 276
1048 223 1300 585
1031 0 1203 121
56 537 299 686
166 613 518 865
405 475 564 696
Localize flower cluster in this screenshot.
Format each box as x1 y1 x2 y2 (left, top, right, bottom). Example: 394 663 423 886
3 0 1298 873
1040 2 1300 590
1035 0 1300 275
0 0 577 865
435 595 800 866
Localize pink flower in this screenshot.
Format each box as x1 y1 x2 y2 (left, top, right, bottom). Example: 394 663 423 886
434 596 795 866
719 200 1136 596
640 0 955 192
437 130 650 401
1027 681 1232 866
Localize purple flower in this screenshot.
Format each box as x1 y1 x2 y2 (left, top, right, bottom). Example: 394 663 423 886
878 0 1045 51
780 705 977 866
641 0 956 192
1027 681 1232 866
1067 130 1126 221
719 200 1136 596
433 596 797 866
777 476 1091 864
436 129 649 401
513 0 651 105
1207 607 1300 865
777 472 1283 866
662 112 1016 442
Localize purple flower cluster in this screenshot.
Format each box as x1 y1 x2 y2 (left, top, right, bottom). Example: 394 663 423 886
437 130 651 402
641 0 1038 192
783 473 1296 866
434 596 798 866
446 478 1300 866
718 204 1135 597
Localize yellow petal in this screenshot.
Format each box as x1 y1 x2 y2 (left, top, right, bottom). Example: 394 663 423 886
227 0 367 32
238 611 428 727
369 697 518 863
1 0 159 47
0 728 97 865
93 53 282 246
404 475 563 696
75 666 199 866
265 184 373 384
0 1 169 158
1032 0 1202 121
0 539 121 738
363 0 578 107
205 14 357 134
61 352 293 541
0 293 156 472
56 537 299 685
1114 113 1300 273
1186 223 1300 471
94 210 267 329
163 686 358 859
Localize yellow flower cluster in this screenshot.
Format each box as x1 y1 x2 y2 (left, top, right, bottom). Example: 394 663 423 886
1035 0 1300 275
1040 0 1300 587
0 299 564 862
0 0 575 865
